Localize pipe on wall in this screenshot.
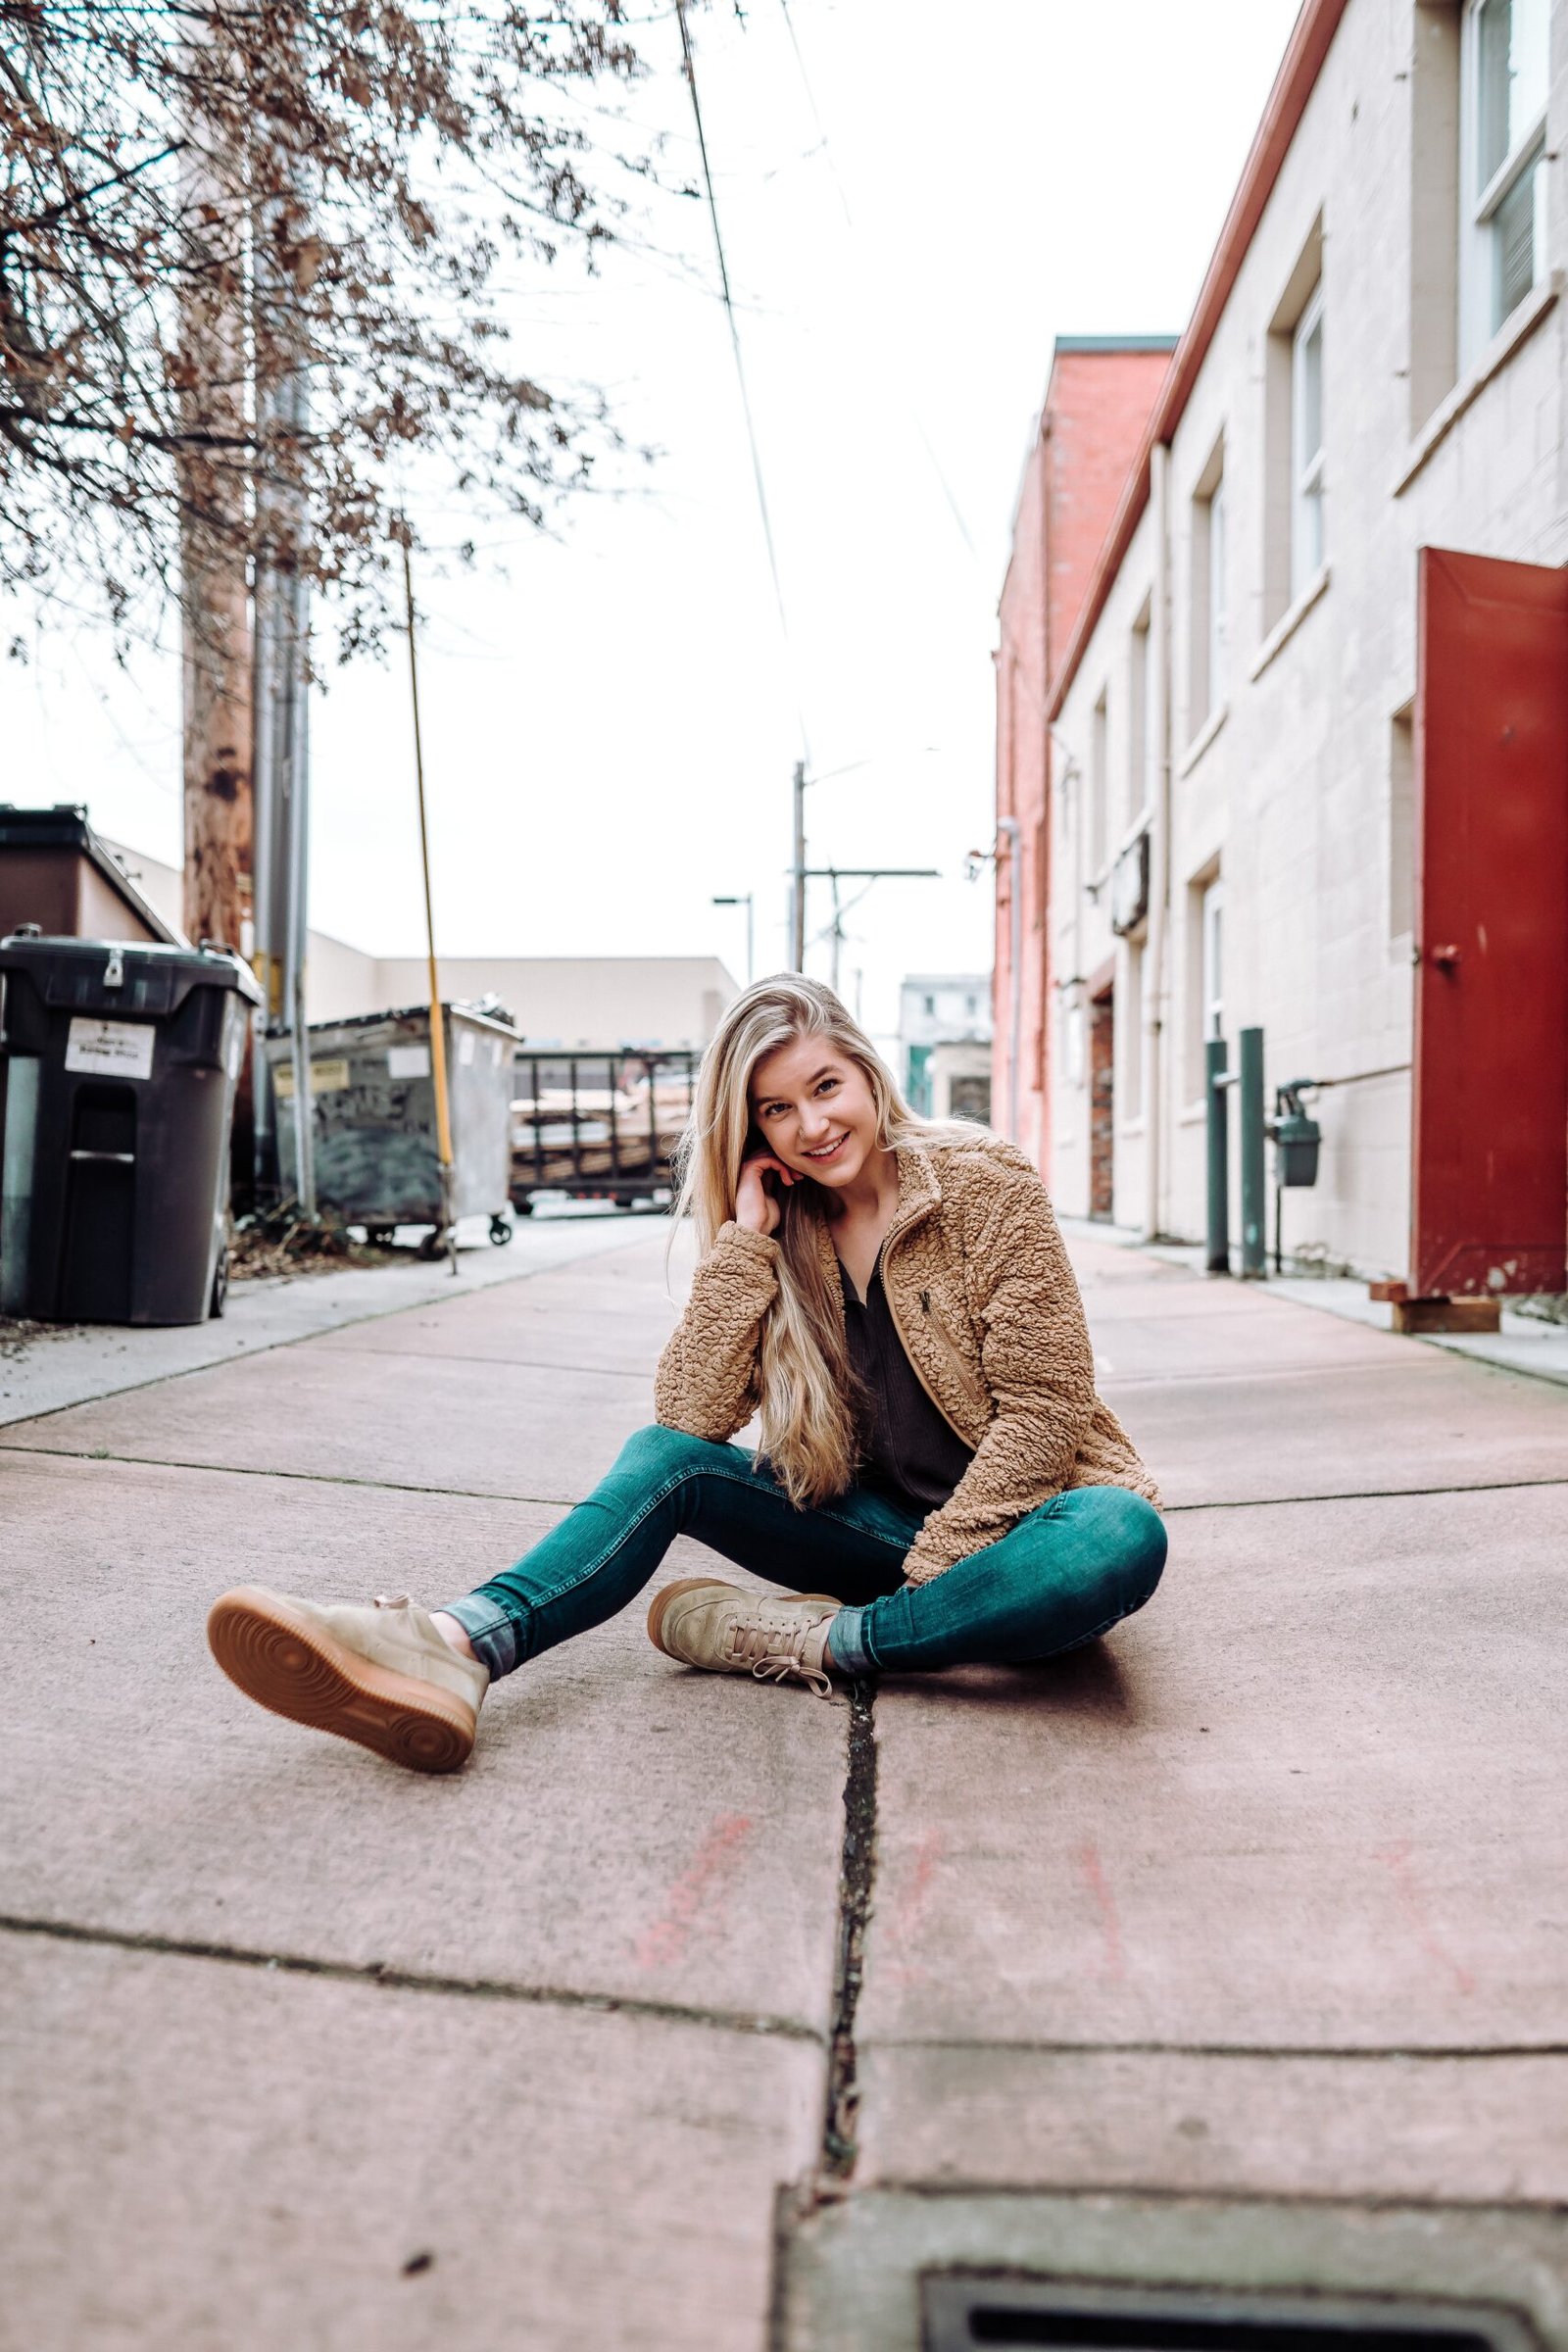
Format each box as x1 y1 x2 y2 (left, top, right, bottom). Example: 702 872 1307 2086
998 815 1023 1145
1142 439 1173 1245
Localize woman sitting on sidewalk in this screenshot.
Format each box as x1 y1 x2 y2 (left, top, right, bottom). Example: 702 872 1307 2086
208 976 1166 1772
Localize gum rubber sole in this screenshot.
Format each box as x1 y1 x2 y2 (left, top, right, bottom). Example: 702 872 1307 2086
645 1577 841 1658
206 1586 475 1775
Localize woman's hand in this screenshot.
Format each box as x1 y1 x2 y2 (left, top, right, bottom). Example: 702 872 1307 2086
734 1152 797 1238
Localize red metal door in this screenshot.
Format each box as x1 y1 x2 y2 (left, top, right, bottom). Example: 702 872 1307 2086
1412 547 1568 1297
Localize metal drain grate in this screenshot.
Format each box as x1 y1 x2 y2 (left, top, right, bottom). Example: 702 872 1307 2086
921 2278 1539 2352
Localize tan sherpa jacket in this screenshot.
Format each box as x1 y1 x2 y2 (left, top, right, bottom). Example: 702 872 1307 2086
655 1132 1160 1583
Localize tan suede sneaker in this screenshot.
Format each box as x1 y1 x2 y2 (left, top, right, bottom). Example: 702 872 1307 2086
207 1586 489 1774
647 1579 841 1699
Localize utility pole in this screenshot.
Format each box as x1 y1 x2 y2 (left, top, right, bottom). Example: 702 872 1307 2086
177 17 255 1197
252 182 315 1214
791 760 807 970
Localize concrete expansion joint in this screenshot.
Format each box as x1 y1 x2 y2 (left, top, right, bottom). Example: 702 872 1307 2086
869 2034 1568 2061
0 1912 824 2046
1163 1473 1568 1513
816 1677 880 2189
293 1340 650 1384
0 1440 565 1512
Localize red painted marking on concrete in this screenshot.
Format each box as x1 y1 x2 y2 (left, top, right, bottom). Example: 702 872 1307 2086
1375 1839 1476 1996
633 1813 754 1971
1077 1839 1127 1982
879 1830 945 1986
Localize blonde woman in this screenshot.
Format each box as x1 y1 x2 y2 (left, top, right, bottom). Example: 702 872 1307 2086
208 977 1166 1772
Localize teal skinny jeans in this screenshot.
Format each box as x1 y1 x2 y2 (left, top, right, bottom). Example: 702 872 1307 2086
444 1423 1166 1681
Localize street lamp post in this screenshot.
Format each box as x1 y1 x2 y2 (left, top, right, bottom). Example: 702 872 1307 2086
712 892 755 986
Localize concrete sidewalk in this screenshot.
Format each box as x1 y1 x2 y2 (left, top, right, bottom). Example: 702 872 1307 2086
3 1225 1566 2348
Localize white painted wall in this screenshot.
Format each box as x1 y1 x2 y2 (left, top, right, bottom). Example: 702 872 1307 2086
1050 0 1568 1277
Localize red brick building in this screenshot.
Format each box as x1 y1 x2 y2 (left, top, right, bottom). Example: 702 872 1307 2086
993 337 1175 1167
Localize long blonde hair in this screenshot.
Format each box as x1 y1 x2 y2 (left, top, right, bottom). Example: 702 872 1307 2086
670 974 979 1507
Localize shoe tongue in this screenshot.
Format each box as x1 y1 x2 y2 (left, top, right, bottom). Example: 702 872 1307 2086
374 1593 413 1611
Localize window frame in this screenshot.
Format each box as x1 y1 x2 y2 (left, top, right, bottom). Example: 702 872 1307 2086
1290 283 1325 600
1200 878 1225 1047
1459 0 1548 365
1089 687 1109 877
1206 473 1229 712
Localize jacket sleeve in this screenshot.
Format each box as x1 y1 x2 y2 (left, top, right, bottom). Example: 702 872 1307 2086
654 1220 780 1443
900 1171 1098 1584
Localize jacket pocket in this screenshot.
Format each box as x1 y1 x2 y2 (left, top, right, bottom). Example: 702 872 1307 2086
917 1289 990 1423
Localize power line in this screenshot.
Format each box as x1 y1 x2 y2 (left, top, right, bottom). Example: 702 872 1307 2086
673 0 811 765
775 0 980 564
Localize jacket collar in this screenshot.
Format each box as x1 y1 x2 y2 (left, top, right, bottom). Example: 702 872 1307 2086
808 1136 943 1289
886 1138 943 1248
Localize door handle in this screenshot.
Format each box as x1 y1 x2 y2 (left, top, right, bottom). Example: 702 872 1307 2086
1429 944 1462 968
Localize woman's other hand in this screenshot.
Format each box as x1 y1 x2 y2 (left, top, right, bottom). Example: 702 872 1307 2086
735 1152 796 1237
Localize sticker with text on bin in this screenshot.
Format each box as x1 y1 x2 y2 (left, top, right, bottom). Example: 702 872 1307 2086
65 1016 155 1081
387 1043 431 1079
271 1056 351 1100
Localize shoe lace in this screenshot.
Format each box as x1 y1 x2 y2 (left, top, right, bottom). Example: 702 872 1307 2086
728 1609 835 1701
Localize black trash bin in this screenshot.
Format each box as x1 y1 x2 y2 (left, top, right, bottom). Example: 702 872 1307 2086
0 931 262 1325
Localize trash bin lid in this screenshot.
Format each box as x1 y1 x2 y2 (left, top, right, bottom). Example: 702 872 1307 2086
0 931 262 1013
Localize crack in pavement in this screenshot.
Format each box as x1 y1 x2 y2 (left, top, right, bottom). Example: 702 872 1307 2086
0 1913 823 2046
819 1679 879 2182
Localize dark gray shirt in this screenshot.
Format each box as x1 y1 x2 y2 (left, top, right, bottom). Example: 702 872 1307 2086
839 1257 975 1521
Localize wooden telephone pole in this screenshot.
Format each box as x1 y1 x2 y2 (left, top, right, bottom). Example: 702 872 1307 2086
176 18 255 1195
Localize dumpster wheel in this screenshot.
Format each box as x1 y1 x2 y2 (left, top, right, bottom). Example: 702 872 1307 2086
209 1245 228 1320
488 1214 514 1247
418 1226 453 1261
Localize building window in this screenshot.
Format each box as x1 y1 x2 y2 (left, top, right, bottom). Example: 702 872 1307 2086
1089 689 1109 875
1460 0 1548 365
1291 285 1325 597
922 993 936 1017
1201 877 1225 1046
1129 605 1151 829
1189 442 1226 735
1185 863 1224 1100
1207 475 1229 708
1264 218 1324 627
1122 937 1144 1122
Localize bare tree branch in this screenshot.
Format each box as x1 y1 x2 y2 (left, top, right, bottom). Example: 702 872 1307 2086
0 0 646 655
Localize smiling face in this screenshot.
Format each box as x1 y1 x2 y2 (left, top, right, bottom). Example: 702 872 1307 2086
748 1034 886 1193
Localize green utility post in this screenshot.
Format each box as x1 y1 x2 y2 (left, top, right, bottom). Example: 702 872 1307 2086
1205 1036 1230 1275
1239 1025 1266 1278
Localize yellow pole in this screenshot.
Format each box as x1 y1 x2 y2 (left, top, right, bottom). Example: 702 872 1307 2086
400 532 457 1273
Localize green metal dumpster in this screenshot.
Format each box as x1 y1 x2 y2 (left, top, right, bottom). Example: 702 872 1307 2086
265 1002 517 1250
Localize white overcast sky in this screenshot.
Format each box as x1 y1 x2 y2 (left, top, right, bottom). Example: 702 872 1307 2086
4 0 1298 1048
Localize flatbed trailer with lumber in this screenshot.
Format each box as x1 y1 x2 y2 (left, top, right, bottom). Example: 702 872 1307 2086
510 1049 697 1212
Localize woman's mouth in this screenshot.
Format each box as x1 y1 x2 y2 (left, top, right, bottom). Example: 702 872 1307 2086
802 1133 849 1164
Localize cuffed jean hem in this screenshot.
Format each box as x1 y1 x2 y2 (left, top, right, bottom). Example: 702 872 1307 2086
827 1604 878 1679
439 1593 520 1682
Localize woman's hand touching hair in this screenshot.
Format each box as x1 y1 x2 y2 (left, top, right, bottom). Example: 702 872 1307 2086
734 1152 798 1238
